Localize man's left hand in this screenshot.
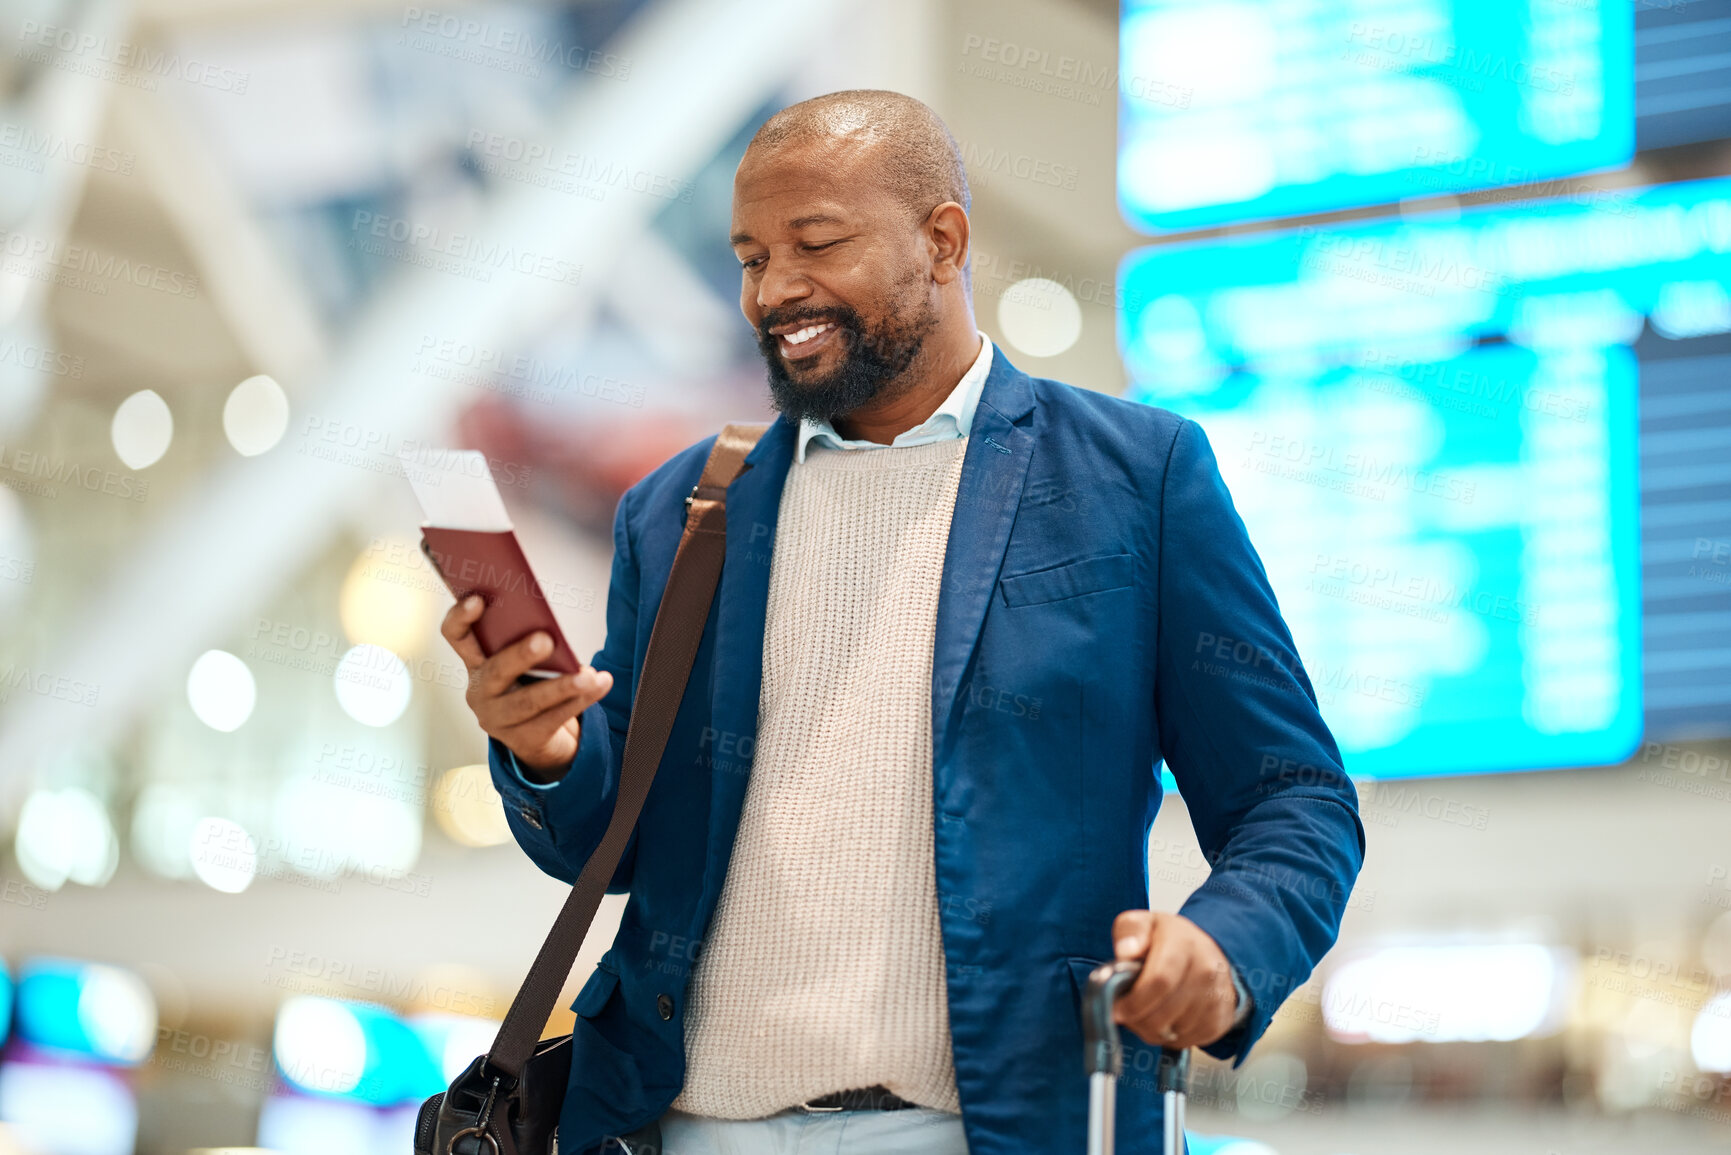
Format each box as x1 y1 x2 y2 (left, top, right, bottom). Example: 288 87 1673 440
1110 910 1238 1050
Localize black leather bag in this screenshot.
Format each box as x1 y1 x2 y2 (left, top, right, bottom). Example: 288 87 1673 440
414 1041 569 1155
413 424 766 1155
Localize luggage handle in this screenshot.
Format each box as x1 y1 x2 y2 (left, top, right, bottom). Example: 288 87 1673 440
1082 959 1190 1155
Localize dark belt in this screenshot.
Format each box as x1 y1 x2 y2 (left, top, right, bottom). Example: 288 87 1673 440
798 1085 920 1112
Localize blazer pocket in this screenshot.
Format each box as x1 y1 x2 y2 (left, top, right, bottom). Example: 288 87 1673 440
570 963 621 1018
999 552 1133 608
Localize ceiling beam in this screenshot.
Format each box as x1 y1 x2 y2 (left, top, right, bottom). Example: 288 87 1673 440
108 87 329 386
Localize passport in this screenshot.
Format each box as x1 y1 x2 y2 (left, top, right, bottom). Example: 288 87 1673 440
404 448 580 678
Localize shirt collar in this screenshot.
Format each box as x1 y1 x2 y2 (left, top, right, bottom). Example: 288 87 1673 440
794 332 994 464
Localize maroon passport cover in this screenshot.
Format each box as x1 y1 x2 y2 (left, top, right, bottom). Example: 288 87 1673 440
419 526 581 676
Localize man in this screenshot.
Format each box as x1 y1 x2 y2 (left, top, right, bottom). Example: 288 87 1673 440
441 91 1364 1154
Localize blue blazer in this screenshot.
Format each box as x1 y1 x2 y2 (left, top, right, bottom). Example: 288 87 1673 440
489 346 1365 1154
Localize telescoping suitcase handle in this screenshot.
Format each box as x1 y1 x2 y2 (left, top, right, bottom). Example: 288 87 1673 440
1082 960 1190 1155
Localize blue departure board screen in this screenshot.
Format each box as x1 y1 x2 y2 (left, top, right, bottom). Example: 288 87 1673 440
1109 178 1731 777
1118 0 1635 232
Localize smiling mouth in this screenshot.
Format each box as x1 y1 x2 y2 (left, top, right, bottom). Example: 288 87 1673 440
773 319 839 360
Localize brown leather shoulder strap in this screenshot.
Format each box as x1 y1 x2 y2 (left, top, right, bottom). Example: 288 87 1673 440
486 422 770 1076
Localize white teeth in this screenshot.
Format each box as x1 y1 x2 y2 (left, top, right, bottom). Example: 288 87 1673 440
783 321 834 346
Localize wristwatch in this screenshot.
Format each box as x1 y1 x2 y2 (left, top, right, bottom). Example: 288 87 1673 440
1229 965 1253 1029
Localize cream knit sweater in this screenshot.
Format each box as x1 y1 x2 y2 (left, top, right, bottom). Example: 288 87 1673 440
672 436 968 1118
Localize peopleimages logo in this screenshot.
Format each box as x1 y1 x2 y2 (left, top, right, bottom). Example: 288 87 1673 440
0 122 133 174
412 335 647 408
1341 23 1576 95
956 33 1193 110
348 211 583 286
0 444 150 503
15 21 250 93
398 7 631 81
464 132 693 203
0 664 100 707
297 416 534 489
0 334 83 378
957 140 1079 192
263 946 495 1015
0 227 200 299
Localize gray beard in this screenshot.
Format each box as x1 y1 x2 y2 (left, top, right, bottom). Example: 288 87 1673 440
758 303 935 426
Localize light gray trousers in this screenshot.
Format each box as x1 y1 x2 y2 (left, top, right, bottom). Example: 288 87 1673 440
645 1107 970 1155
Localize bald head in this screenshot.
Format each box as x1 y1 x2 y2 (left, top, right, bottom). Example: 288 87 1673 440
747 89 970 225
731 89 981 438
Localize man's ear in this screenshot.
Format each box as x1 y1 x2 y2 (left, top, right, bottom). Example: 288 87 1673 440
927 202 970 287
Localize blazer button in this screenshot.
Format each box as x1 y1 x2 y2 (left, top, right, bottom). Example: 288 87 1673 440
656 994 674 1021
518 806 543 830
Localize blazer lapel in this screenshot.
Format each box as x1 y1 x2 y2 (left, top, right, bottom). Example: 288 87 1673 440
931 349 1036 767
703 416 795 887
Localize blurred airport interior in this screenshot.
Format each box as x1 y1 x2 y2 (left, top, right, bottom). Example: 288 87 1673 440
0 0 1729 1151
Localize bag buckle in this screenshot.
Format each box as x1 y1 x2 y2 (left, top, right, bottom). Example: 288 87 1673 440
448 1128 500 1155
448 1075 504 1155
684 483 727 515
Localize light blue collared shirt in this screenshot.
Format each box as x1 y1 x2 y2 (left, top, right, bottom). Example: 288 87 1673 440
793 332 993 464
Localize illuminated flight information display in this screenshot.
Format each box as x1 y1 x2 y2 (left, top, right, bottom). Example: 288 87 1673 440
1114 179 1731 776
1118 0 1635 232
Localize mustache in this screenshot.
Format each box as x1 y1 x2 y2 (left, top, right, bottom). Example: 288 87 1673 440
756 307 860 342
755 295 935 425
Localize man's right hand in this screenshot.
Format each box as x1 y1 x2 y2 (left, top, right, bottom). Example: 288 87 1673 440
441 595 614 782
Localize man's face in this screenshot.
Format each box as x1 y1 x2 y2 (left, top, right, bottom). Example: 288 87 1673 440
730 137 937 425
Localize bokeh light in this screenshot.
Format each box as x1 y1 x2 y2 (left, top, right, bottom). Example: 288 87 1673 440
77 966 159 1064
186 649 257 732
14 787 119 891
1324 944 1569 1045
0 1061 137 1155
270 998 443 1106
223 374 291 456
109 389 173 470
333 644 413 727
431 764 510 848
1690 991 1731 1073
272 771 423 881
188 816 258 894
338 539 442 655
997 277 1082 358
16 959 156 1065
273 998 367 1097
